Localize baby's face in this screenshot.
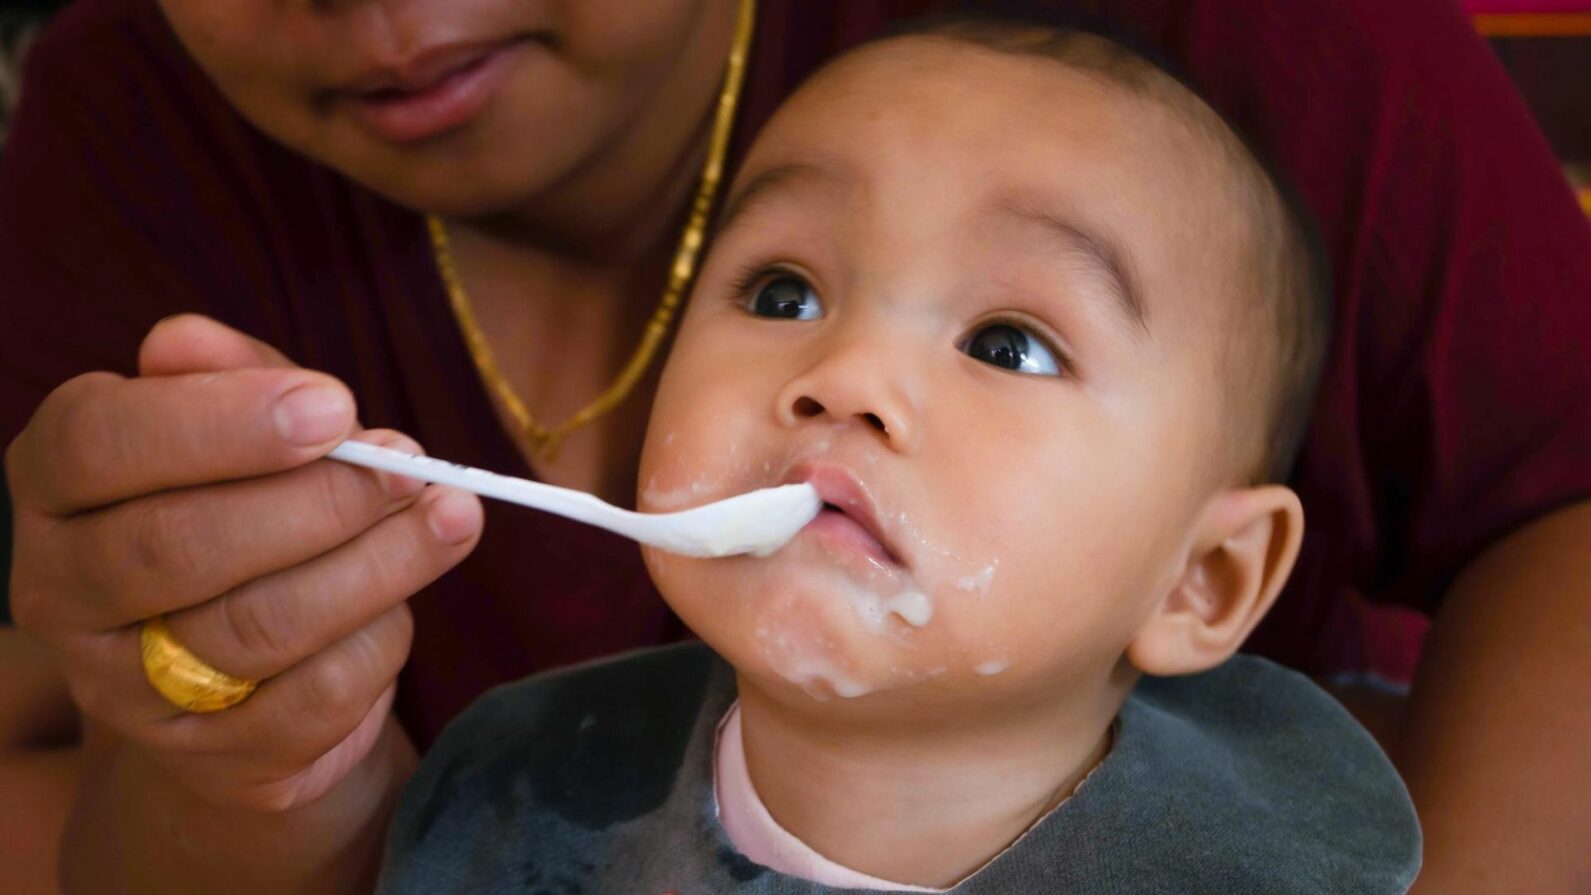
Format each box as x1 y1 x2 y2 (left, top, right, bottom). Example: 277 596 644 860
641 37 1257 712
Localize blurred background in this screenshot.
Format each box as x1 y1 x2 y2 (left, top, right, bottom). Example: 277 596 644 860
1470 1 1591 212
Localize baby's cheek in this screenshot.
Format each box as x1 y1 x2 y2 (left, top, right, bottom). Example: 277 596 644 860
638 427 700 509
637 422 742 511
906 543 1127 690
895 574 1019 680
640 545 688 596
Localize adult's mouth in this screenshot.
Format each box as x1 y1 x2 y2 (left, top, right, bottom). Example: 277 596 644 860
338 36 532 144
784 463 907 569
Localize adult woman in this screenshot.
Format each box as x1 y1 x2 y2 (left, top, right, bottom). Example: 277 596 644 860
1 0 1586 892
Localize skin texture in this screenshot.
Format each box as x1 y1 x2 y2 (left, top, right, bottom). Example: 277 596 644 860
639 37 1305 887
1400 500 1591 893
0 628 78 895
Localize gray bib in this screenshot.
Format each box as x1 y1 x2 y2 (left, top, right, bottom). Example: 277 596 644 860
380 642 1419 894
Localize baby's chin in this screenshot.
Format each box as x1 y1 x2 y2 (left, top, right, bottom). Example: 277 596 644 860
649 525 1025 705
668 567 967 704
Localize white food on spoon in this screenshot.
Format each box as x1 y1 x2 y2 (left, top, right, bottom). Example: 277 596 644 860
328 440 820 559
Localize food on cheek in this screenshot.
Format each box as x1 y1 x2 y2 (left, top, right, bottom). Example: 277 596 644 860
956 561 999 596
975 658 1012 676
644 434 1012 701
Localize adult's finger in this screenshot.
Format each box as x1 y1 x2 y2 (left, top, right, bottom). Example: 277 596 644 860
138 314 296 376
250 679 401 812
42 626 181 735
165 482 482 681
155 604 416 811
44 431 428 631
230 603 414 784
47 585 418 786
8 367 356 515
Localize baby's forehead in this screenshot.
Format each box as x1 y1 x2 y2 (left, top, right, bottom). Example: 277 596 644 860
783 36 1181 150
752 35 1254 229
732 34 1263 320
797 35 1218 149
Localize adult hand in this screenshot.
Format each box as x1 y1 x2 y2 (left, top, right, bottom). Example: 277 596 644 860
5 313 484 813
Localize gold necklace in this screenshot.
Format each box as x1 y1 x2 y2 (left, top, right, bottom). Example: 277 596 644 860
429 0 756 461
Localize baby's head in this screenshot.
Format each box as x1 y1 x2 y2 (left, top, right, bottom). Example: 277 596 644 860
639 13 1329 726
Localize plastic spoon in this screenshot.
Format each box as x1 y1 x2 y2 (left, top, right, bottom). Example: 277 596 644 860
328 440 819 558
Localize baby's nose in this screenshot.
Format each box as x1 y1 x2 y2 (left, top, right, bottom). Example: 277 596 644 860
773 350 918 452
790 395 889 435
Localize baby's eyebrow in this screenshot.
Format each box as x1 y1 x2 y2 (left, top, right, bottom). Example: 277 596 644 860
991 199 1149 337
715 161 852 237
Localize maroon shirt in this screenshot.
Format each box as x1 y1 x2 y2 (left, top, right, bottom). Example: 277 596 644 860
1087 0 1591 675
2 0 1587 746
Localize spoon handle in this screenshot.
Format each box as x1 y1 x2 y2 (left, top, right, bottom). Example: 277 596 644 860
329 439 819 559
328 440 635 533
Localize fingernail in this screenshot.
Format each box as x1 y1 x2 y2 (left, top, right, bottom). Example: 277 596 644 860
426 490 482 546
274 383 351 447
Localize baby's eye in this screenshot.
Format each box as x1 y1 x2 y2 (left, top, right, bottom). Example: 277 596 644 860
745 275 824 321
961 323 1063 376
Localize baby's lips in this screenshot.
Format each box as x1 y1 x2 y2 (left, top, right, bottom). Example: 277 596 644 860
782 461 906 567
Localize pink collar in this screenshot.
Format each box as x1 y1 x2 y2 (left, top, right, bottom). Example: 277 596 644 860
713 703 946 892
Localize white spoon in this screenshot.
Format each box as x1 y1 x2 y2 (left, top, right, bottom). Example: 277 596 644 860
328 440 820 558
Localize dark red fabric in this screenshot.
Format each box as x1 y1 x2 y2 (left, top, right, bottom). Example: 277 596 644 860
1 0 1586 747
1069 0 1591 672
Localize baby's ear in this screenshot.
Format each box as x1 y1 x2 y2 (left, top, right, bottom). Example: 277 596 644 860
1126 485 1304 677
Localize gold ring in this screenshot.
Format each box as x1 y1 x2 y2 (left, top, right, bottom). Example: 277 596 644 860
139 616 259 713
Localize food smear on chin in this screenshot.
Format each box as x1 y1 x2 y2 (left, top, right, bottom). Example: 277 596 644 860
975 658 1012 676
757 626 873 701
786 657 873 701
846 586 933 631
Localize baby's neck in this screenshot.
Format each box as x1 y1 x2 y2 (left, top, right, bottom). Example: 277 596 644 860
734 679 1117 889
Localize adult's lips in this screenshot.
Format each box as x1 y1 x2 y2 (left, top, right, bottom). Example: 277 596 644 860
784 463 907 569
343 36 517 93
337 36 530 143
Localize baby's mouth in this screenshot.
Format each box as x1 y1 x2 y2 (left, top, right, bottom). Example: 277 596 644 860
784 463 906 569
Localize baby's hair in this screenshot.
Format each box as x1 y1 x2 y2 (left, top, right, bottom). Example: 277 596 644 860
876 4 1333 483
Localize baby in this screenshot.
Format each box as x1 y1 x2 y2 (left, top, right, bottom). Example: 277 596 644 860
380 12 1419 894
